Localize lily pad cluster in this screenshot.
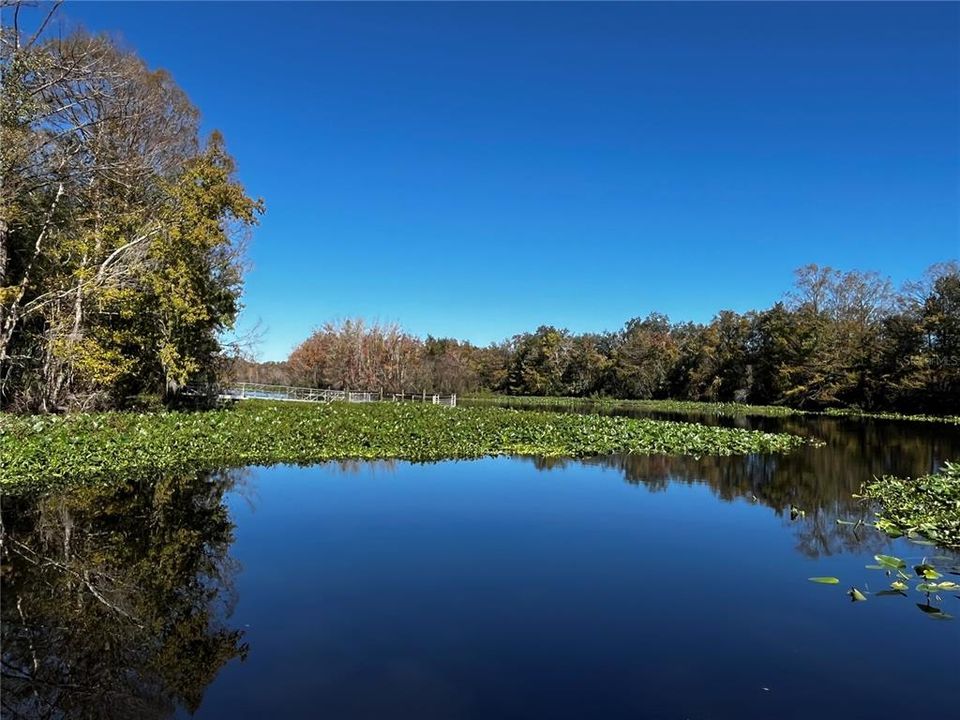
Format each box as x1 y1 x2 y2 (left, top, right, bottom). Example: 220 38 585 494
862 462 960 549
808 553 960 620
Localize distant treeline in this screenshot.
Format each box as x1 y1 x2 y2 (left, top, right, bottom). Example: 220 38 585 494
233 262 959 414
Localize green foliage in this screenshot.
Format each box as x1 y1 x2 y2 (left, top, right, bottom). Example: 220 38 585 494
874 554 906 570
862 462 960 548
0 401 810 488
465 394 804 417
0 15 262 411
504 326 577 396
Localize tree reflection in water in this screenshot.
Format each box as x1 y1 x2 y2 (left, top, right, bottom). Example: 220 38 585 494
525 413 960 559
1 469 248 720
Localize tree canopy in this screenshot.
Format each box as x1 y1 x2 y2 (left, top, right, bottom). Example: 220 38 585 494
1 5 262 410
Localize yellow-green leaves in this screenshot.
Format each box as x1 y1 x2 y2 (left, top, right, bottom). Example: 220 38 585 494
874 554 906 570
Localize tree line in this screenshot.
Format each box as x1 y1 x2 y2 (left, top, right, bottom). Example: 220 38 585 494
239 262 959 414
1 3 262 411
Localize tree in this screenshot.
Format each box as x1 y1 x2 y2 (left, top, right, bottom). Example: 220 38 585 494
0 5 262 410
562 333 610 397
680 311 752 402
504 326 573 396
780 265 895 408
917 264 960 411
289 318 419 393
610 313 678 399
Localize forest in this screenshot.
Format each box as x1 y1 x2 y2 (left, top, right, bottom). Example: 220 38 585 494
238 262 959 414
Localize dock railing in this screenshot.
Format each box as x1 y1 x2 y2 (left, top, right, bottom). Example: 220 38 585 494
217 382 456 407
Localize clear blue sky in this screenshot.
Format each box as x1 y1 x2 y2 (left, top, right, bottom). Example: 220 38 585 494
55 1 960 360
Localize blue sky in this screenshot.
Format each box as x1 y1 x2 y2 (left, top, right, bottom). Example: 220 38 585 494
52 2 960 360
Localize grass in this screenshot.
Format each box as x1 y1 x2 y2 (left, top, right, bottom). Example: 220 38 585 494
0 400 810 490
862 461 960 548
462 394 960 424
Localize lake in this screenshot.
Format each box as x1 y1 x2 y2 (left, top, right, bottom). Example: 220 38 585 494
2 410 958 719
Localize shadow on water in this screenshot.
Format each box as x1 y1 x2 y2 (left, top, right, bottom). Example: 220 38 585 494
0 470 248 720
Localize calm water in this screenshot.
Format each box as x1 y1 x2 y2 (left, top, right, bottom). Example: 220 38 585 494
2 412 958 719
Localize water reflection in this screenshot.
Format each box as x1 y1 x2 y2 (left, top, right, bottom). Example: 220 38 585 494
1 412 957 718
1 470 247 720
503 404 960 558
491 401 959 478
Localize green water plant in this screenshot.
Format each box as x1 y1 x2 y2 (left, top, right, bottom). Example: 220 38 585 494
808 552 959 619
463 395 960 424
861 462 960 549
0 400 810 489
822 408 960 425
463 395 802 418
848 587 867 602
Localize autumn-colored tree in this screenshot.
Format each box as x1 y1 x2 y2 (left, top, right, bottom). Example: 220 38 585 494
289 318 420 393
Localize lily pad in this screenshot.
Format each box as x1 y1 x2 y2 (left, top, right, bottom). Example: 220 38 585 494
875 554 905 570
808 577 840 585
914 564 941 580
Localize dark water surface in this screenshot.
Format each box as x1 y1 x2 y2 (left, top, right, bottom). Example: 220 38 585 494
2 412 958 719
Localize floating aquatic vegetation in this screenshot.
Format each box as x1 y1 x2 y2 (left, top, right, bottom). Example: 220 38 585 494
0 400 811 489
848 587 867 602
464 395 803 417
808 553 957 619
861 462 960 549
463 395 960 424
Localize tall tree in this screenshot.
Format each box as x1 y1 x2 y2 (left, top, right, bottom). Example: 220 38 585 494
610 313 677 399
0 5 261 410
